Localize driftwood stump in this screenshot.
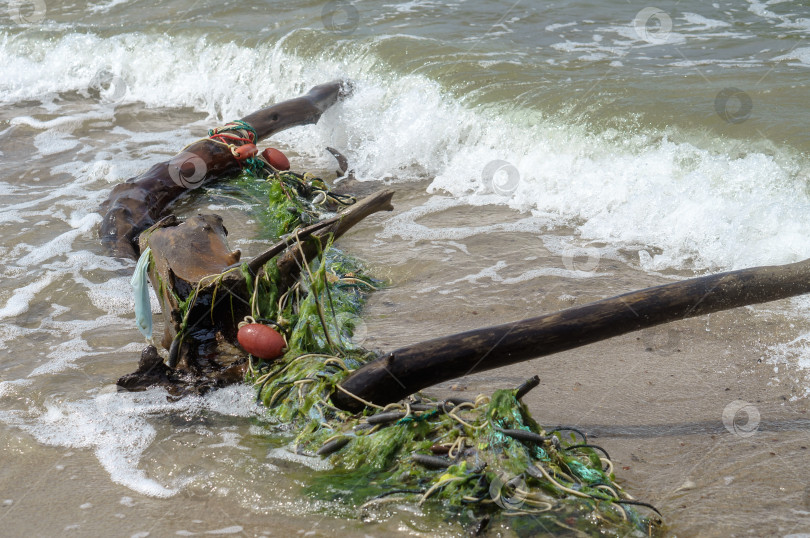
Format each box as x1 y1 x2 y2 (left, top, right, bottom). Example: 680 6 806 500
99 81 352 259
117 190 394 393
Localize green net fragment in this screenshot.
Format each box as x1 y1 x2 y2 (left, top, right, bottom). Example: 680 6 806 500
194 169 663 536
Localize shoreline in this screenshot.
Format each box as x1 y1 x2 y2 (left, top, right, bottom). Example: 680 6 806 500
2 175 810 536
343 180 810 535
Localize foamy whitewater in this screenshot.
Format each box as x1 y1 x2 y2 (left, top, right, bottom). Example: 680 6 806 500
1 0 810 531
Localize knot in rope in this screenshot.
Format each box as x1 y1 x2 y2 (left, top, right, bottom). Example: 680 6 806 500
208 120 264 176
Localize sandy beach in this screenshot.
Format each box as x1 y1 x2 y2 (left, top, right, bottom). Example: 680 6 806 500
4 180 810 536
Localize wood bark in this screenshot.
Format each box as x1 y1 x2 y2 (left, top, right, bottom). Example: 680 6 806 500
99 81 351 259
118 190 394 392
272 190 394 292
332 257 810 412
138 190 394 364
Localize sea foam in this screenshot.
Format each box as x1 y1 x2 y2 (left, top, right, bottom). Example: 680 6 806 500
4 30 810 273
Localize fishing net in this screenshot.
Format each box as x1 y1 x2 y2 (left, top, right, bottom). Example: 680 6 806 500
173 169 663 536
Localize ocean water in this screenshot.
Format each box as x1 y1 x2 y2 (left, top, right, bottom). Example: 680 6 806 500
2 0 810 535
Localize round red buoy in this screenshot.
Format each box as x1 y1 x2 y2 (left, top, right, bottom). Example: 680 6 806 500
261 147 290 171
237 323 285 360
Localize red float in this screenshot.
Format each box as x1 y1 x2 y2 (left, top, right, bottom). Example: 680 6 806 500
232 143 258 161
261 147 290 171
237 323 285 360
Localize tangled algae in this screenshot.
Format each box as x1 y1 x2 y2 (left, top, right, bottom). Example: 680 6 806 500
192 169 664 536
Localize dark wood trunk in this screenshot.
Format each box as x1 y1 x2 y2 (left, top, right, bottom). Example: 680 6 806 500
138 190 394 360
332 258 810 412
100 81 351 259
273 190 394 292
119 189 394 393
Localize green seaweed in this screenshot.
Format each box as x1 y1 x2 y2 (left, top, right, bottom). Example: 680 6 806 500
190 170 663 536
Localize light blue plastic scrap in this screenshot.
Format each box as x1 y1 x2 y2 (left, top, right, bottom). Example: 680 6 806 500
131 246 153 339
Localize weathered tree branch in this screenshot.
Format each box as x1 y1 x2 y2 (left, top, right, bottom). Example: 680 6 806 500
332 257 810 412
137 190 394 369
99 81 352 259
273 190 394 292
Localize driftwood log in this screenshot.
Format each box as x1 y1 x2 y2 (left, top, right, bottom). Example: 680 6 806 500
101 81 810 412
117 190 394 392
99 81 351 259
332 258 810 411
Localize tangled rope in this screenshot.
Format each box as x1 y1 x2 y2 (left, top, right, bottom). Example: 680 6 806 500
184 167 663 535
206 119 264 176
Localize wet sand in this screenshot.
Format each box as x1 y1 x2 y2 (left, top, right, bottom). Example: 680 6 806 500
343 182 810 536
3 179 810 537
